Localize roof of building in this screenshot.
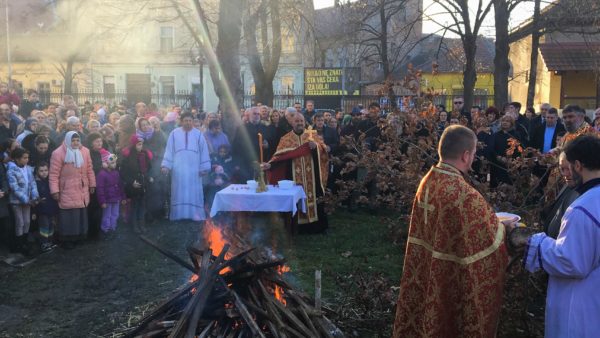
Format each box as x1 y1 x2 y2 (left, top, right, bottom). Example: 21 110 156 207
539 42 600 71
510 0 600 41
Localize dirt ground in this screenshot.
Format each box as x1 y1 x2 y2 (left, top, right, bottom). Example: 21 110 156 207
0 219 204 338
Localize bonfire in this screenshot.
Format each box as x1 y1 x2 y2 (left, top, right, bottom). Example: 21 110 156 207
123 221 344 338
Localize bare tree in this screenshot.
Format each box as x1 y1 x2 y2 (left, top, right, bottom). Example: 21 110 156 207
492 0 526 107
525 0 542 108
169 0 245 117
427 0 494 110
46 0 98 95
356 0 422 81
243 0 282 106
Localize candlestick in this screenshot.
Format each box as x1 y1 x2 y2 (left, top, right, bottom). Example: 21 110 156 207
258 132 264 164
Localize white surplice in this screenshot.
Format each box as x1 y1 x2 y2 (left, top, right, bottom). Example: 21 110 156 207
161 127 211 221
524 185 600 338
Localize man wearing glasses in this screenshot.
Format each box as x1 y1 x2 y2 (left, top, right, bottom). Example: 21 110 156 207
452 97 472 125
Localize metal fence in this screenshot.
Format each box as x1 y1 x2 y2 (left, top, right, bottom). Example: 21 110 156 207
36 89 197 109
34 88 495 113
243 91 305 109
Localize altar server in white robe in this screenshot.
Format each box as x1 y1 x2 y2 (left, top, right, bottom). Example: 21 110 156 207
512 135 600 338
161 112 211 221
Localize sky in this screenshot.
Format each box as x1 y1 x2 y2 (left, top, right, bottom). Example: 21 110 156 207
313 0 547 37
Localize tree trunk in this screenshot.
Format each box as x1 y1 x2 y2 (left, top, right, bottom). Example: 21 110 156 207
214 0 244 118
493 0 510 107
379 0 390 80
462 34 478 110
526 0 542 108
63 60 74 96
244 0 282 107
256 79 274 106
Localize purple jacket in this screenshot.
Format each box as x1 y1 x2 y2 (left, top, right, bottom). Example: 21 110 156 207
96 168 125 205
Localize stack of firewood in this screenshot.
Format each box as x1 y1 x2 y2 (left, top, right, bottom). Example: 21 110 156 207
123 235 344 338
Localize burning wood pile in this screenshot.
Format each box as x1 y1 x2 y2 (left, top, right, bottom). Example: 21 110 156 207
124 223 344 338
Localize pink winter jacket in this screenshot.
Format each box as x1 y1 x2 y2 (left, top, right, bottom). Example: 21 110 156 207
49 144 96 209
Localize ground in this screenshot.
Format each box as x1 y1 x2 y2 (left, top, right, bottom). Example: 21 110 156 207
0 210 404 337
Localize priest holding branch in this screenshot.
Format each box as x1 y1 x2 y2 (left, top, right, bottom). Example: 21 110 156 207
260 113 329 234
393 125 516 338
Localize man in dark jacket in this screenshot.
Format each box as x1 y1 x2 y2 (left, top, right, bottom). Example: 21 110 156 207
355 102 382 151
0 103 18 145
313 112 339 154
530 108 566 154
231 106 269 181
19 89 43 120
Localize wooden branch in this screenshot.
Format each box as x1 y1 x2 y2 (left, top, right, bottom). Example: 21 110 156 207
183 249 215 338
257 280 314 337
140 235 196 273
223 278 267 338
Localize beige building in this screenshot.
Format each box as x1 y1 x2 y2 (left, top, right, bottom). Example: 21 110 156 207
509 0 600 110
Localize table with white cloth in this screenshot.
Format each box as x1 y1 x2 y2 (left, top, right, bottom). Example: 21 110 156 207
210 184 307 238
210 184 306 217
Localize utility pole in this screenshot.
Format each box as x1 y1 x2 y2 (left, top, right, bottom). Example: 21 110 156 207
5 0 12 84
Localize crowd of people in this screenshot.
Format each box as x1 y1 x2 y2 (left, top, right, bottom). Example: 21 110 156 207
1 80 600 336
0 81 599 253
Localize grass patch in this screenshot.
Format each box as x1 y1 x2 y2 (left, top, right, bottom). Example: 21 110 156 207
284 209 405 301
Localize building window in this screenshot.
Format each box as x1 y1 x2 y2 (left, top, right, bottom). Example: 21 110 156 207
37 82 50 93
282 27 295 53
160 26 174 53
103 76 115 98
280 76 294 92
159 76 175 105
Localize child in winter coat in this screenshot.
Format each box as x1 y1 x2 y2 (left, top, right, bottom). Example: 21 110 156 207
33 161 59 252
96 152 126 233
7 148 39 254
206 145 233 207
120 135 153 232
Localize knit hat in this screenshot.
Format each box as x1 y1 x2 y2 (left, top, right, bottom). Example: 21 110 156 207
100 148 111 163
129 134 144 146
101 149 118 168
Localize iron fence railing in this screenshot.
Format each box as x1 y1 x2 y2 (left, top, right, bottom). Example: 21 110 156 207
36 89 197 110
31 88 501 113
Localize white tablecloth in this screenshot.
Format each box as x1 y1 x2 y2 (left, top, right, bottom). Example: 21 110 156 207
210 184 307 217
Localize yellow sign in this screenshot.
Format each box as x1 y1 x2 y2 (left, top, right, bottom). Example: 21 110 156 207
304 68 360 96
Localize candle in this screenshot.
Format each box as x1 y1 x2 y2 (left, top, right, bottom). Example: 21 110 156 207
258 132 263 163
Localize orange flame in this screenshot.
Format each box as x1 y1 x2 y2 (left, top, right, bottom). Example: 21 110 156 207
274 265 290 306
274 285 286 306
203 220 232 275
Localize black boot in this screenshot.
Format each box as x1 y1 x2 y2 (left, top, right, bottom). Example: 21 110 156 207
8 234 20 253
20 235 30 256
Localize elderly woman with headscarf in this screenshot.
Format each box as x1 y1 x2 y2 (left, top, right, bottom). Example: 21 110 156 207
49 131 96 249
16 117 38 144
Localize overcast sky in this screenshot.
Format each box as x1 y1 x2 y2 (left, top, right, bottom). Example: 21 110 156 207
313 0 547 37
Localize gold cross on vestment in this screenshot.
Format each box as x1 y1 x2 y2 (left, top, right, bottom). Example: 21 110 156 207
305 125 317 141
417 186 435 224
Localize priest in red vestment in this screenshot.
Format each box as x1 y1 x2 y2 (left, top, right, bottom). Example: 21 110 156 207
261 114 329 233
393 125 513 338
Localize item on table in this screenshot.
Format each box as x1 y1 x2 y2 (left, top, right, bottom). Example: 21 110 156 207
278 180 294 190
495 212 521 223
246 180 258 190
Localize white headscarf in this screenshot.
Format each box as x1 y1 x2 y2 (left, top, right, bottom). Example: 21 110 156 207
64 131 84 168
